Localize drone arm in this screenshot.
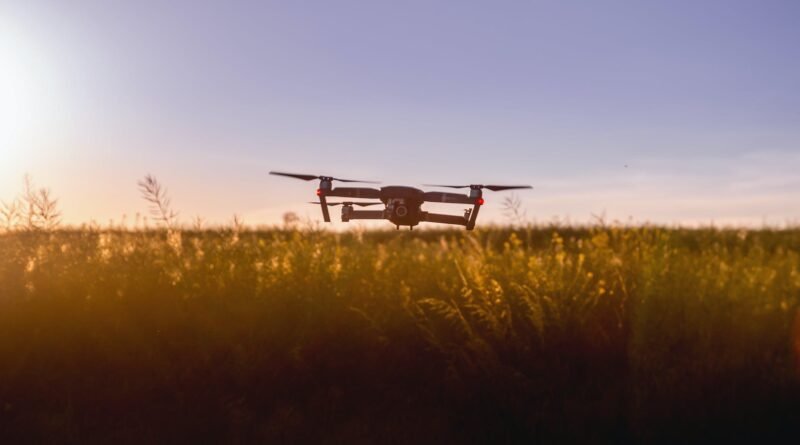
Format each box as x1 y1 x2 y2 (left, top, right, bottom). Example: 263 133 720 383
422 212 468 227
328 187 382 199
422 191 473 205
344 210 386 221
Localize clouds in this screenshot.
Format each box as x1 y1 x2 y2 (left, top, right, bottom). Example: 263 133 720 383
519 151 800 226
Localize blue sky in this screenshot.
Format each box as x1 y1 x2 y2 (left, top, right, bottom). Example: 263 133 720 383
2 0 798 227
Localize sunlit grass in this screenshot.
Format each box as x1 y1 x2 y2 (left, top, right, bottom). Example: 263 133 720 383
1 226 798 442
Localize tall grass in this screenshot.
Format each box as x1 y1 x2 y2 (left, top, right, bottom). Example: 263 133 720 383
1 226 798 443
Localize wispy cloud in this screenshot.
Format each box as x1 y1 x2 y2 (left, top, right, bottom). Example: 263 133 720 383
512 151 800 226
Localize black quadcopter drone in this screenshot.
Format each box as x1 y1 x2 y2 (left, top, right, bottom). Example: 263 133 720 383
270 171 532 230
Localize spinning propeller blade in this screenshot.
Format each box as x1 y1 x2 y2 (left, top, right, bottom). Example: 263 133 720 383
424 184 532 191
270 171 319 181
422 184 470 189
308 201 383 207
270 171 379 183
484 185 533 191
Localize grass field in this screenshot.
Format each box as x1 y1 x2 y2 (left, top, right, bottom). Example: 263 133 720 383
1 226 799 443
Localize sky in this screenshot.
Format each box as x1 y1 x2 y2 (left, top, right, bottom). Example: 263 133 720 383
1 0 799 228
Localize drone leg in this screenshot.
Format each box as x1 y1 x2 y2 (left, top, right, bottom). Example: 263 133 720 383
466 203 481 230
396 225 399 230
319 195 331 222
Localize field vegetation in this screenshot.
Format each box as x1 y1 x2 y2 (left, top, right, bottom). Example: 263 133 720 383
1 222 799 443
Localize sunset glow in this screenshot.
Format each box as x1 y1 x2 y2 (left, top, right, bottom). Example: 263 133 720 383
0 1 797 226
0 18 54 188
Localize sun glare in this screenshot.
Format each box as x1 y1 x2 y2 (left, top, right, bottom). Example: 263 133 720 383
0 20 54 179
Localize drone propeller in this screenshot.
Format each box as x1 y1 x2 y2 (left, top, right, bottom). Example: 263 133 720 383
424 184 532 192
270 171 379 183
308 201 383 207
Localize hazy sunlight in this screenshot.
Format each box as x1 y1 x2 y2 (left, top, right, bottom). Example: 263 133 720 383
0 19 51 181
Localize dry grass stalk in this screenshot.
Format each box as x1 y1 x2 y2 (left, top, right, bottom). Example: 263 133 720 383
137 174 179 230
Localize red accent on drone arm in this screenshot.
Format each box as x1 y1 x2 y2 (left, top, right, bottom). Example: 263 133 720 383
423 212 468 227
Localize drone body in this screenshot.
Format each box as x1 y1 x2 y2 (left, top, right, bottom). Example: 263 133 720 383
270 172 532 230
